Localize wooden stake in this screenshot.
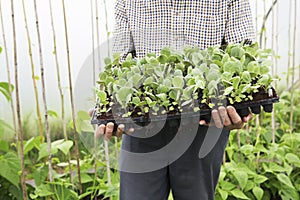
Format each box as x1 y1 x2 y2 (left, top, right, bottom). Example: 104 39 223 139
61 0 82 193
0 1 17 136
21 0 44 142
48 0 73 183
11 0 27 198
289 0 297 133
33 0 53 182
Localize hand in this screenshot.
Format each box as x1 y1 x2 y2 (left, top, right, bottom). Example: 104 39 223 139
88 108 128 141
199 106 253 130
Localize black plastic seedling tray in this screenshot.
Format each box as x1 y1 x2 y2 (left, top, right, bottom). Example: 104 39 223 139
90 96 280 128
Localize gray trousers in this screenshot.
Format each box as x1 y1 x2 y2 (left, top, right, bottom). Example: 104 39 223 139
119 119 230 200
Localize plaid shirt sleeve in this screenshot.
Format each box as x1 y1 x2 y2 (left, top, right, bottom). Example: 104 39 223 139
224 0 255 44
112 0 135 59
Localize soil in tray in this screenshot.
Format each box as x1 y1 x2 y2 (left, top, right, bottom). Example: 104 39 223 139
93 87 279 125
232 87 278 116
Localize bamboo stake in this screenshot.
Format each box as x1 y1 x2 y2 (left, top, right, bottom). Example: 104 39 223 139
90 2 99 199
0 1 17 135
103 0 110 57
95 0 101 69
61 0 82 193
33 0 53 182
104 140 112 186
237 130 241 161
98 0 114 189
263 0 267 48
48 0 73 183
259 0 278 47
287 0 292 86
275 0 279 80
289 0 297 132
91 0 96 95
102 0 118 163
11 0 27 198
21 0 44 142
271 0 276 143
255 0 258 40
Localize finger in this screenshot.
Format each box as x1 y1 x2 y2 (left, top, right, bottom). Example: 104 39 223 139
226 106 242 125
95 124 105 139
243 113 253 122
199 120 207 126
88 108 94 117
218 106 231 127
105 122 114 141
212 109 223 128
116 124 125 138
128 127 135 134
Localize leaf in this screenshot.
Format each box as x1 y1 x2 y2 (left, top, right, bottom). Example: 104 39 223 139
218 188 228 200
0 152 21 188
158 54 168 64
277 173 295 189
206 70 220 82
48 110 59 118
160 47 171 57
32 167 49 187
97 90 107 102
0 140 9 152
24 136 41 154
132 97 140 105
157 93 167 101
244 181 255 192
252 186 264 200
224 86 234 96
55 140 73 156
33 184 55 197
254 174 268 184
221 181 236 191
77 110 91 120
247 61 260 75
221 72 233 82
195 79 205 89
130 74 143 87
233 171 248 190
269 162 286 172
78 173 93 184
98 72 107 83
230 189 249 199
144 77 154 85
241 71 252 83
104 57 112 65
207 80 218 95
0 82 14 102
172 76 184 88
115 87 132 106
223 61 236 74
285 153 300 167
257 74 271 86
230 46 245 59
231 77 240 89
38 143 58 161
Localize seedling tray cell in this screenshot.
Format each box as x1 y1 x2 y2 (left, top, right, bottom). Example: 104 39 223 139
90 96 279 127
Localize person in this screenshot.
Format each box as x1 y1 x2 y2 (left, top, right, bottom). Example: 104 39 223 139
95 0 254 199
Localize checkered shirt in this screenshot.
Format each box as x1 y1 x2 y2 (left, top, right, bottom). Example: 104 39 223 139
112 0 255 59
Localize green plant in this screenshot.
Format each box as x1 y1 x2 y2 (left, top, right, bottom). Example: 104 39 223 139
215 89 300 200
95 42 276 121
